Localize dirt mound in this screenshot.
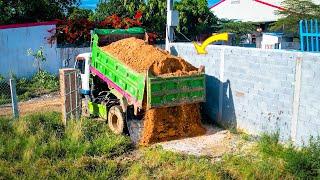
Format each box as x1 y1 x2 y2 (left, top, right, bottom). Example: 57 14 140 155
140 104 206 145
101 37 198 76
102 37 205 145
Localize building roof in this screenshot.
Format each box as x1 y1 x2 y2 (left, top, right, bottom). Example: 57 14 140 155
0 21 57 30
210 0 285 22
210 0 320 22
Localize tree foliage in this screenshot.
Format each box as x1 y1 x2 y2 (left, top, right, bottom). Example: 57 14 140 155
219 20 256 43
270 0 320 36
68 7 94 20
141 0 167 38
0 0 79 25
93 0 144 21
174 0 219 40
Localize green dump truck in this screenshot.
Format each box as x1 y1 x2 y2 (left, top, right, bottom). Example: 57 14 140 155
75 28 206 141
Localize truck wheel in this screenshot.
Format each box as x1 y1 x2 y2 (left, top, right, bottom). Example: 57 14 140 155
108 106 125 134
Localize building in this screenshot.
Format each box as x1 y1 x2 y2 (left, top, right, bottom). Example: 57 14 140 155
209 0 307 49
210 0 284 23
210 0 320 22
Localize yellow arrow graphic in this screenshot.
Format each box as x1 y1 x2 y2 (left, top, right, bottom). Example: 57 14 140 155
193 33 229 54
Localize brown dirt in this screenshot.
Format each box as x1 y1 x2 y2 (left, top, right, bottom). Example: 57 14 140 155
101 37 198 76
0 94 61 117
140 104 206 145
102 37 206 145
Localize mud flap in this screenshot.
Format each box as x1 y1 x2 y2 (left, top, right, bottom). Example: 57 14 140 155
126 107 144 145
126 119 144 144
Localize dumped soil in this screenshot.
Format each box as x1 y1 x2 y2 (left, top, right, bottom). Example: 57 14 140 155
140 104 206 145
101 37 198 76
102 38 206 145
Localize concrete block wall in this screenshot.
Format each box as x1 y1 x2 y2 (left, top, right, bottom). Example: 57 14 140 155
296 55 320 145
171 43 320 146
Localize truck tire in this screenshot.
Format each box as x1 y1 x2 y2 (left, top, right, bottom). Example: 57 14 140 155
108 105 125 134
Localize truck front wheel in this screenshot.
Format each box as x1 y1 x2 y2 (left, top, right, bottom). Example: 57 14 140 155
108 106 125 134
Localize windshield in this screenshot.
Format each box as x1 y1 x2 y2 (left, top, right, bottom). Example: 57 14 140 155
75 60 85 74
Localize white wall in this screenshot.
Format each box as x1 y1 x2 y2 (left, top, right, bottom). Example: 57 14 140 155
211 0 320 22
211 0 282 22
0 24 59 78
0 24 91 78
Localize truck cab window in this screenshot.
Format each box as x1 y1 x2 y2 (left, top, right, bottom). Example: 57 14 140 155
76 60 85 74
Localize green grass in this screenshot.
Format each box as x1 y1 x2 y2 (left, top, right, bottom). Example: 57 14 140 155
16 71 59 101
126 147 222 179
0 71 59 105
257 133 320 179
0 112 131 179
0 112 319 179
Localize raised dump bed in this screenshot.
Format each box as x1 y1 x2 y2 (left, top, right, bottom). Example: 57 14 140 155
91 34 206 110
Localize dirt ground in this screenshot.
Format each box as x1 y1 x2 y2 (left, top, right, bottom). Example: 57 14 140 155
0 93 61 117
158 126 249 158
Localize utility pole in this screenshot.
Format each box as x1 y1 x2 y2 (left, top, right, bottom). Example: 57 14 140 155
165 0 174 53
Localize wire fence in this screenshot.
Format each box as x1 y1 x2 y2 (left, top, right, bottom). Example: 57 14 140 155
0 79 11 105
0 79 19 118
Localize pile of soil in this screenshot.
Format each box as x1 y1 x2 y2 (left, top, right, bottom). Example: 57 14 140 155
102 38 206 145
101 37 198 76
140 104 206 145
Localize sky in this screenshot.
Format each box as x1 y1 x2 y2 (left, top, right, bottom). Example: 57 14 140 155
79 0 221 10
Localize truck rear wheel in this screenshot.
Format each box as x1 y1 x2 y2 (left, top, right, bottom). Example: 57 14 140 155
108 106 125 134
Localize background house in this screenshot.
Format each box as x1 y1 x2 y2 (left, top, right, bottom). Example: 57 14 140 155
210 0 284 23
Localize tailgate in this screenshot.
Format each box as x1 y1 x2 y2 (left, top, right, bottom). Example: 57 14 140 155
146 72 206 108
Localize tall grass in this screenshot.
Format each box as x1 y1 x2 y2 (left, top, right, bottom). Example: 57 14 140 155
258 133 320 179
221 133 320 179
126 147 221 179
0 112 319 179
0 112 131 179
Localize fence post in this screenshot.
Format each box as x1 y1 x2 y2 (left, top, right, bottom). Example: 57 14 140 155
9 79 19 118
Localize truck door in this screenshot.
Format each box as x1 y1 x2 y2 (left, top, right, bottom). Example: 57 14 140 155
75 53 91 95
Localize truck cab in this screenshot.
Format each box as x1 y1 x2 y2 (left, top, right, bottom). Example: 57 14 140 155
75 53 91 95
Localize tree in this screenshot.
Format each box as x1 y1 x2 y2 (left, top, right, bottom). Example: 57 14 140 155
93 0 144 21
219 20 256 44
141 0 167 38
27 47 46 72
270 0 320 36
174 0 219 41
68 7 94 20
0 0 79 25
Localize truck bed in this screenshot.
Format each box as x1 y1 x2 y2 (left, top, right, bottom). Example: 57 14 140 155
91 35 206 109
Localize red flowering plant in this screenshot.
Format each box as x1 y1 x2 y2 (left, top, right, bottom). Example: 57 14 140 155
47 18 94 46
47 11 157 46
98 11 143 29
